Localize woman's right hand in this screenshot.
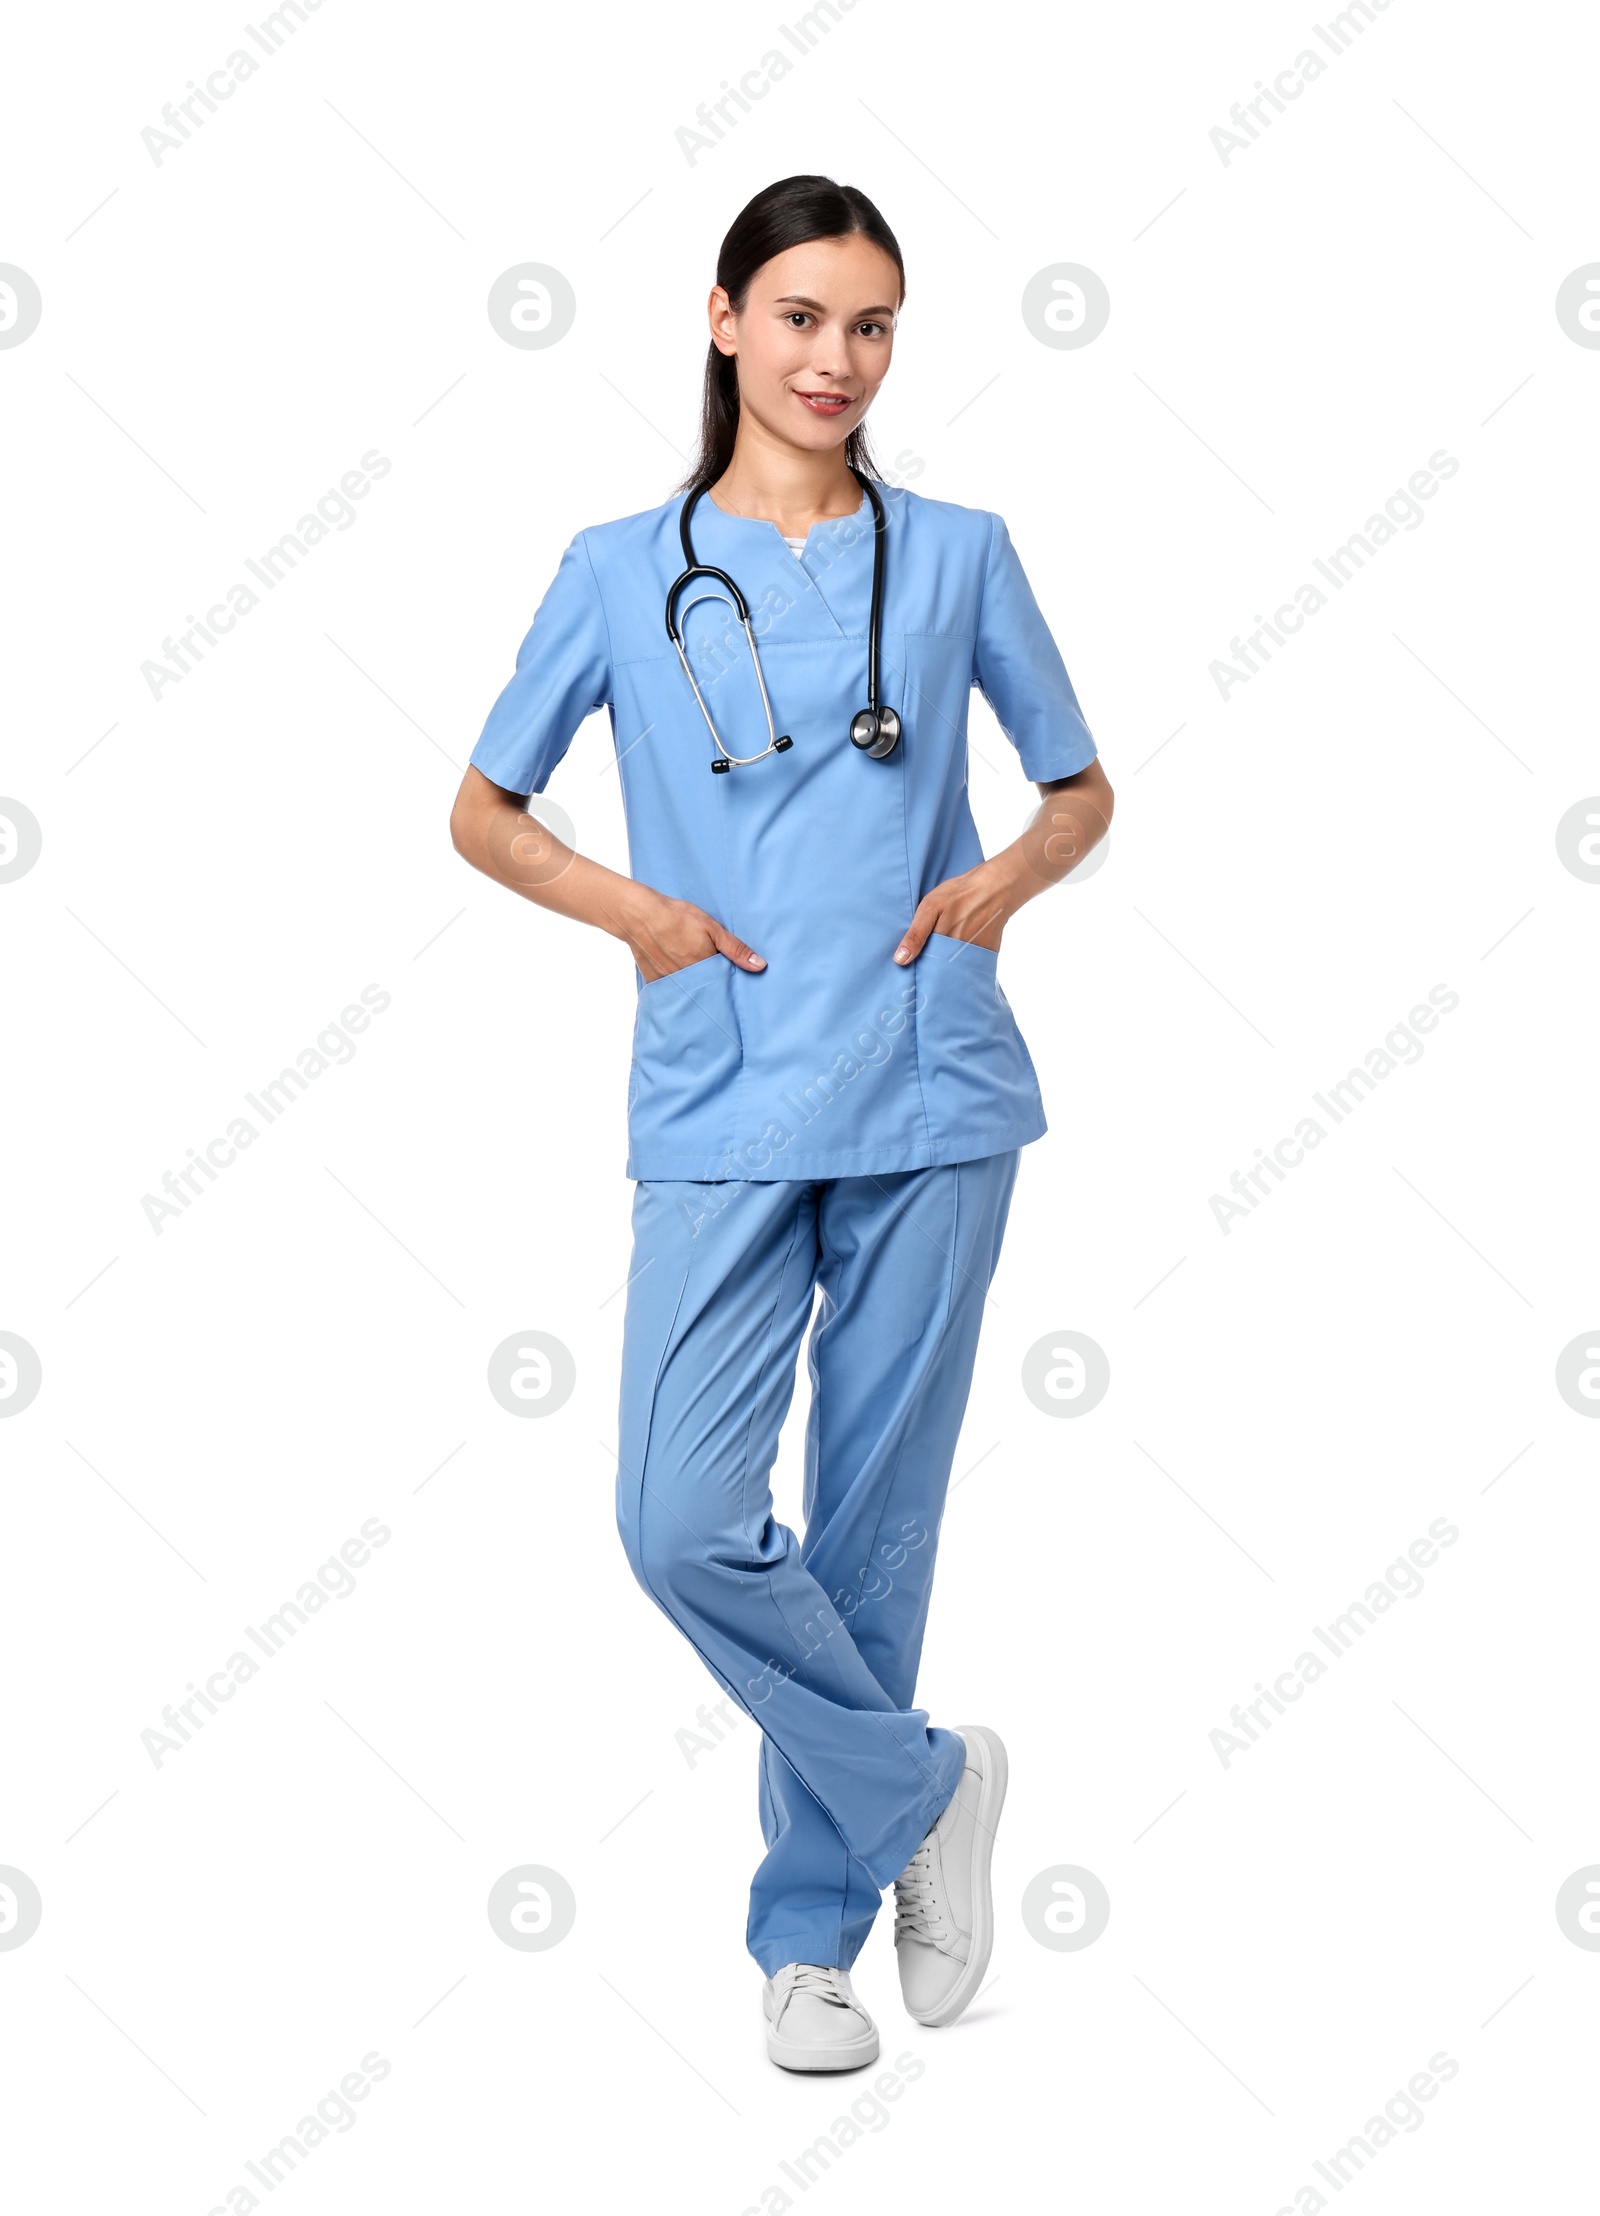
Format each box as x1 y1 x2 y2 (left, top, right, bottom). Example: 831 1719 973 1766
448 770 766 982
621 888 766 983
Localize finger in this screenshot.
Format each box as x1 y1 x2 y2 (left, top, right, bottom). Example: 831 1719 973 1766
713 926 766 971
894 904 938 964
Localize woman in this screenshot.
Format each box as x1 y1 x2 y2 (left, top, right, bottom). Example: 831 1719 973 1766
451 175 1113 2072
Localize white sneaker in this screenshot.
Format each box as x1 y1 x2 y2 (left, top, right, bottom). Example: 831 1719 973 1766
762 1963 879 2072
892 1725 1008 2027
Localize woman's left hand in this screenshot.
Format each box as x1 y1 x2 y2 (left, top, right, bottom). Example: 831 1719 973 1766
892 764 1116 965
893 859 1019 964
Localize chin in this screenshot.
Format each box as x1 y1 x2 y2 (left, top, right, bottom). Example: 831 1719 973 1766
788 412 857 450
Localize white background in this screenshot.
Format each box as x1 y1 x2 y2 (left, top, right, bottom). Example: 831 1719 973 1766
3 0 1598 2209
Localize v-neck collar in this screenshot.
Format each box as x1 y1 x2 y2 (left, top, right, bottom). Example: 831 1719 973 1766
702 492 868 564
683 491 873 642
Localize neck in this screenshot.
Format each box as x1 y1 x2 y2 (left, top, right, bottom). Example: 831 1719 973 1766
708 421 861 535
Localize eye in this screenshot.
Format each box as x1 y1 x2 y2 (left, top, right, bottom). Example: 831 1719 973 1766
785 311 814 329
856 320 890 338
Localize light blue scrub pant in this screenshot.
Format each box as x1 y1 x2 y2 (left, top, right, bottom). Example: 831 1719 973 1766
615 1151 1020 1977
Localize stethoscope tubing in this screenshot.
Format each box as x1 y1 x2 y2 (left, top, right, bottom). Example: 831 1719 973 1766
668 588 786 767
665 467 888 770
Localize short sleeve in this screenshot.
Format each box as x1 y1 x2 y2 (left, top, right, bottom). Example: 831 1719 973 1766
971 514 1098 781
470 533 613 796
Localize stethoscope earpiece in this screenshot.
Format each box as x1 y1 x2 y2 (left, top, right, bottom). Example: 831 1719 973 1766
668 468 896 772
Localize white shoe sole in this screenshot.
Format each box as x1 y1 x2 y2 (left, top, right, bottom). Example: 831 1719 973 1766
765 2021 880 2072
913 1723 1008 2029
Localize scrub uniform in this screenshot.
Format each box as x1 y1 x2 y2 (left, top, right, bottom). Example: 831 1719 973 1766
472 485 1096 1972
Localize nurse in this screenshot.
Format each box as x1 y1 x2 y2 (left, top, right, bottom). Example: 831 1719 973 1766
451 175 1113 2073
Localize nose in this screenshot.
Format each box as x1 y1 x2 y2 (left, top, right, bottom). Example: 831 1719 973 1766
806 329 852 381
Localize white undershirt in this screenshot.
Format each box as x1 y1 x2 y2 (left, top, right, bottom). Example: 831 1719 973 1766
782 497 865 558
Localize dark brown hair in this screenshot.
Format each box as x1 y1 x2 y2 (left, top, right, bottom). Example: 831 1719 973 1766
681 174 905 495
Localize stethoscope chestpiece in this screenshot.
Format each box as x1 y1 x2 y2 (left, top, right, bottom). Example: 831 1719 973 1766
848 705 901 760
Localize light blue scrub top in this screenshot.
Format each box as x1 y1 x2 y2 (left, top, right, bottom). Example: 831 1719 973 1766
471 486 1098 1182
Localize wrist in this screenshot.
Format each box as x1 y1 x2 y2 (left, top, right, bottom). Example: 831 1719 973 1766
606 876 660 944
984 848 1036 914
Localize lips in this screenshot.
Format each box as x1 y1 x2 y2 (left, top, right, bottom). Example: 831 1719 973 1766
795 391 852 414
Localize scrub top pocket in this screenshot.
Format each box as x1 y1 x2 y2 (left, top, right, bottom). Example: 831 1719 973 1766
628 953 743 1168
913 931 1045 1144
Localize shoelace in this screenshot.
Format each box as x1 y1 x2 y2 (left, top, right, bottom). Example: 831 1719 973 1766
893 1837 952 1946
779 1964 853 2008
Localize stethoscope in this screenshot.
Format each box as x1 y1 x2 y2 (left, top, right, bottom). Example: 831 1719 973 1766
664 465 900 773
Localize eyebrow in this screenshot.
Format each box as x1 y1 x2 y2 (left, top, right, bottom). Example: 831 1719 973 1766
773 294 898 316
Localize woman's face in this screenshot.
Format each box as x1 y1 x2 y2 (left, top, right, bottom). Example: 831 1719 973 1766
709 233 901 458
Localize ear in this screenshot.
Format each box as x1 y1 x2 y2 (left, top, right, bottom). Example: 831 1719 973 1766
707 284 739 358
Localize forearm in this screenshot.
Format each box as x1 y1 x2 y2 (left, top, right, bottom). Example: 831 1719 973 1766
449 765 766 981
451 773 643 943
994 763 1115 909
